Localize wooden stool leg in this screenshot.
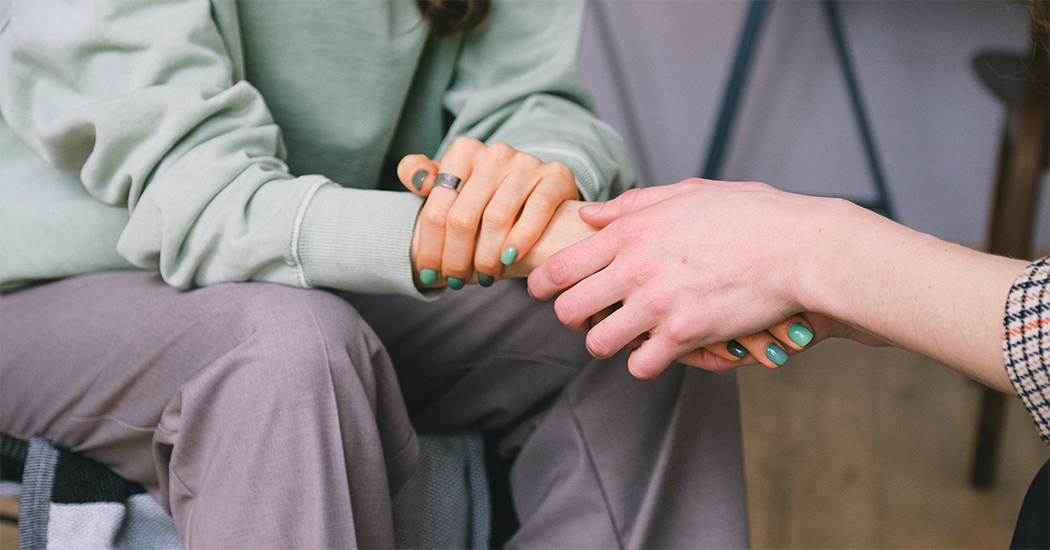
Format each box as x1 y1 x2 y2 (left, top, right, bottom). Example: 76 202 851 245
969 34 1048 488
972 388 1008 487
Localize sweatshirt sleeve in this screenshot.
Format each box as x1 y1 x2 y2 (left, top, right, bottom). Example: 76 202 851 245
438 0 636 202
0 0 429 297
1003 257 1050 444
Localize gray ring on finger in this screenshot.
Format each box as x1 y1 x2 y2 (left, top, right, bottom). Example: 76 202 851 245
433 173 462 192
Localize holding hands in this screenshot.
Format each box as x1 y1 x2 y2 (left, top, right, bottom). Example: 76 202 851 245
528 179 881 379
399 145 835 377
398 137 579 289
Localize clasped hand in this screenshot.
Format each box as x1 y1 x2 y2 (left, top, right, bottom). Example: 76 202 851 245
398 136 581 287
399 142 822 377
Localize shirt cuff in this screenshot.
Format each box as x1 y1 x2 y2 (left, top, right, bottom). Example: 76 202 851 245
1002 256 1050 444
295 183 440 300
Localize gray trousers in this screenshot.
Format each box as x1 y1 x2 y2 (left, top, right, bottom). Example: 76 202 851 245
0 271 748 549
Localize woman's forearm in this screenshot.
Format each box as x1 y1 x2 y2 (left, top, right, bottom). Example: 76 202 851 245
798 199 1028 392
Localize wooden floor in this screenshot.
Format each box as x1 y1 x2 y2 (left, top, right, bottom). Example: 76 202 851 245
740 338 1049 549
0 339 1045 549
0 497 16 550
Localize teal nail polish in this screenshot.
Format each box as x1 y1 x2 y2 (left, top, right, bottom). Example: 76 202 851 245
765 343 788 367
500 246 518 266
420 268 437 285
726 340 747 358
447 277 465 290
477 273 494 287
412 169 428 190
788 323 813 347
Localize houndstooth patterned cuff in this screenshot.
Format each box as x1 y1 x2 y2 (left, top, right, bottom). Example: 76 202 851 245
1003 257 1050 444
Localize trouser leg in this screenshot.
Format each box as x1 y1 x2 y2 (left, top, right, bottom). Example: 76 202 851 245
0 271 416 549
346 279 749 549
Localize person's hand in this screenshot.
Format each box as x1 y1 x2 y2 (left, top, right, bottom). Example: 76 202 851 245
680 313 885 373
398 137 579 288
528 178 876 378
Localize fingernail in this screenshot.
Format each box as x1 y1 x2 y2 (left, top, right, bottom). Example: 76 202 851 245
447 277 465 290
412 169 429 190
788 323 813 347
477 273 494 287
726 340 747 358
765 343 788 367
500 246 518 266
420 268 437 285
579 203 602 216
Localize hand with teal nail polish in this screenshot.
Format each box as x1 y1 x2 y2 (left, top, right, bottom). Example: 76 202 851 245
419 268 438 286
501 246 518 266
765 343 788 367
397 136 581 290
788 323 813 347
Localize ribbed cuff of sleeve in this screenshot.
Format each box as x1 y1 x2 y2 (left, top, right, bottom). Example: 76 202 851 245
1003 256 1050 444
296 183 440 300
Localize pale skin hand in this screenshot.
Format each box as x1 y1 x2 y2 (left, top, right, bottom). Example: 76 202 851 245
397 136 579 286
406 195 799 367
528 178 1027 391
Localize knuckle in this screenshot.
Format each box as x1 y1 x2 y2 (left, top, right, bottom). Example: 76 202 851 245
553 295 579 326
546 161 574 182
481 205 515 231
511 222 543 245
474 255 501 274
444 136 481 160
620 188 646 211
479 142 516 167
488 141 515 157
445 257 471 275
421 206 447 232
543 254 574 286
663 322 694 349
527 191 558 213
446 208 479 235
510 150 541 171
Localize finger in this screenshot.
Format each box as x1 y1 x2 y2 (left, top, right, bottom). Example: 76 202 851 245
440 156 509 280
418 138 490 286
498 164 577 270
767 315 814 351
527 224 620 301
577 181 700 226
736 330 792 369
551 260 630 332
471 167 536 280
622 332 692 379
397 154 440 196
416 190 459 286
583 297 658 359
677 347 752 373
703 340 746 362
584 303 619 330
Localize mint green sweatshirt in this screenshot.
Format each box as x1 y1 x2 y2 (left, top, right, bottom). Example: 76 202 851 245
0 0 634 297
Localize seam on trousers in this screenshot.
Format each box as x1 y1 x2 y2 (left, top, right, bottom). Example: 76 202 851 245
566 393 624 549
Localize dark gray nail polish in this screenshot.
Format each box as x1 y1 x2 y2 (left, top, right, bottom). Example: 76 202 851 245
726 340 747 358
412 169 428 190
478 273 494 287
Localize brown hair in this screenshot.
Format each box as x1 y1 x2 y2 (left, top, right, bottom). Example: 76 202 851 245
416 0 491 38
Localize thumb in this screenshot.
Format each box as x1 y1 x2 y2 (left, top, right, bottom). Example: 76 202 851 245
397 154 441 196
579 183 696 226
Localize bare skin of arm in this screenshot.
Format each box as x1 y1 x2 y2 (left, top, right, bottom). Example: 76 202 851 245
527 179 1027 390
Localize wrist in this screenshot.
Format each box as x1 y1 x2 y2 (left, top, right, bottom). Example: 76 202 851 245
794 197 875 318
